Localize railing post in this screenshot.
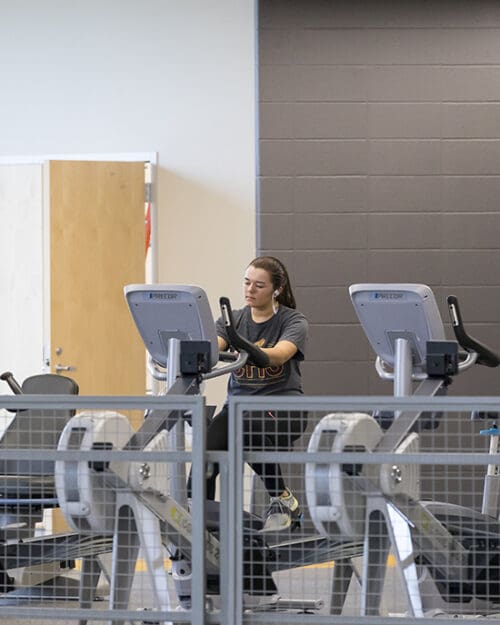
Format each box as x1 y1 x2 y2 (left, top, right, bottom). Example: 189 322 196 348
227 398 244 625
190 396 206 625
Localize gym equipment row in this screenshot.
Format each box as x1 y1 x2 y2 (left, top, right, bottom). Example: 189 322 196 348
0 282 499 623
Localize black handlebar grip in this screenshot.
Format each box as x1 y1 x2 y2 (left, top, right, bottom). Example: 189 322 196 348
219 297 270 368
0 371 23 395
447 295 500 368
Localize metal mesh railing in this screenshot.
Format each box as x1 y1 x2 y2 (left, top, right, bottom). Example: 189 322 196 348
0 393 208 624
1 393 500 624
229 395 500 625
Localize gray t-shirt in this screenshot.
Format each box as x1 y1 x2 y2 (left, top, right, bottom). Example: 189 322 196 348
215 305 308 396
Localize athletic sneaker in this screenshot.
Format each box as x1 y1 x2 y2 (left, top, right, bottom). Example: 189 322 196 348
261 489 302 532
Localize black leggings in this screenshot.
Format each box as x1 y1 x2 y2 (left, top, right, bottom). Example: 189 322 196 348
191 405 308 500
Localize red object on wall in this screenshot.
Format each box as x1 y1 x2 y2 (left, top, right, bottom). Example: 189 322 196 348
145 202 151 254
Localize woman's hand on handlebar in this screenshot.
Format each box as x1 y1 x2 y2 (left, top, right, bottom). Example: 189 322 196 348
218 298 298 368
219 325 297 367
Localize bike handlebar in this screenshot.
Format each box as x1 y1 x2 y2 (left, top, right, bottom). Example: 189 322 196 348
447 295 500 368
219 297 270 368
0 371 23 395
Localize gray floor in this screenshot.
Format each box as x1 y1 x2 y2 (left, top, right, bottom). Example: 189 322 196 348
3 557 500 623
0 559 436 624
0 562 376 624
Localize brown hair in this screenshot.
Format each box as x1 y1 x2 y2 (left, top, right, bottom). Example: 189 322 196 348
248 256 296 309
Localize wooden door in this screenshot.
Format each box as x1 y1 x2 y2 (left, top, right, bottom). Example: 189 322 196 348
48 160 146 404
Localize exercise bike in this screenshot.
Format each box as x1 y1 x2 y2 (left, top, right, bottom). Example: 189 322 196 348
55 284 362 623
0 370 114 603
306 283 500 617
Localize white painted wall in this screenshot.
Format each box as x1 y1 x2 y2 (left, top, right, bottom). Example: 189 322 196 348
0 1 257 408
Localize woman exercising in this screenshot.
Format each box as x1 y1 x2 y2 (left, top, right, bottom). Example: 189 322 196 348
205 255 308 532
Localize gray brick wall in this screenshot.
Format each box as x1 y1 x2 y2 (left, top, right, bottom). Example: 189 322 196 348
258 0 500 404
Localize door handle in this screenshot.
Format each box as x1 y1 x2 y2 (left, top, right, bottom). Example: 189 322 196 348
55 364 76 374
